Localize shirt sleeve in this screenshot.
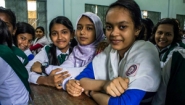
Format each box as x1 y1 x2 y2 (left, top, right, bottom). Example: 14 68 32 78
30 43 43 51
27 46 48 67
75 62 95 80
0 58 9 85
108 89 146 105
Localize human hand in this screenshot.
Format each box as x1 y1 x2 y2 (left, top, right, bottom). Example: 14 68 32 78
31 61 42 73
66 79 84 97
103 77 129 97
47 68 70 89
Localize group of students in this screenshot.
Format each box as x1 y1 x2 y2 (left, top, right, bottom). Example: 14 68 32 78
1 0 185 105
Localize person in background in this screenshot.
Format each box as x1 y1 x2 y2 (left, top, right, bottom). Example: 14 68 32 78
13 22 35 61
66 0 161 105
0 19 31 105
151 18 185 105
30 26 50 54
0 6 29 66
141 18 154 41
182 30 185 43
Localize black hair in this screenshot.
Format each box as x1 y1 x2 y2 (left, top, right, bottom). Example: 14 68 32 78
0 7 16 30
141 18 154 40
106 0 144 39
13 22 35 47
0 19 12 47
36 26 45 34
150 18 182 44
48 16 76 65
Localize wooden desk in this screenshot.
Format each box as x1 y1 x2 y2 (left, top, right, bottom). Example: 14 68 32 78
30 84 97 105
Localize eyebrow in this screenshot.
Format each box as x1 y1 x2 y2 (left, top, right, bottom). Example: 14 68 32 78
106 21 129 25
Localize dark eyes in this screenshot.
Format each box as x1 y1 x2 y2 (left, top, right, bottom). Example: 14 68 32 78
77 26 93 31
105 25 126 31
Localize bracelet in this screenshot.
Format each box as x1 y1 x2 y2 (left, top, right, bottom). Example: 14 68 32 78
41 66 47 75
88 90 92 97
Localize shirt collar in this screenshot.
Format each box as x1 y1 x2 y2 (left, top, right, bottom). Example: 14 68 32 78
56 47 69 56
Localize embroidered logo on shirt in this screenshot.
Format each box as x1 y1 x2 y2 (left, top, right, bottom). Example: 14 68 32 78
126 65 138 76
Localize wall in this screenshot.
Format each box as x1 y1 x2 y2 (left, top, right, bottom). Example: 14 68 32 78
47 0 185 29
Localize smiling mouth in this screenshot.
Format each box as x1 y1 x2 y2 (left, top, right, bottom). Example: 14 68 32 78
110 39 122 44
80 37 87 41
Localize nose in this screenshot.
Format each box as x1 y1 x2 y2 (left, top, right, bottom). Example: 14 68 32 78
58 33 63 39
160 34 165 39
110 27 119 36
80 28 85 35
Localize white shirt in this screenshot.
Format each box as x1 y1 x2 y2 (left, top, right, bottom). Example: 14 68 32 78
93 40 161 92
152 48 185 105
26 45 69 84
0 57 29 105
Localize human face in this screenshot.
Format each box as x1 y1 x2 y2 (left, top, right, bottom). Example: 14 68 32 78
105 7 141 58
76 16 96 45
155 24 174 50
50 23 72 53
17 33 33 51
0 13 15 35
35 28 44 39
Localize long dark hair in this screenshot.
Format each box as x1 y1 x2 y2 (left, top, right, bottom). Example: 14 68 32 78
106 0 144 39
0 19 12 47
0 7 16 30
48 16 76 65
13 22 35 47
150 18 182 44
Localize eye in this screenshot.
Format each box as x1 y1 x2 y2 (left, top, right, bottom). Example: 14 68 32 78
157 31 163 35
77 26 82 30
51 32 57 36
62 30 68 34
21 36 26 40
166 33 172 36
105 25 112 31
28 40 32 44
119 25 126 30
87 27 93 30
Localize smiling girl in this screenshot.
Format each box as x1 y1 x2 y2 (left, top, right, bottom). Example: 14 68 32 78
66 0 161 105
13 22 35 61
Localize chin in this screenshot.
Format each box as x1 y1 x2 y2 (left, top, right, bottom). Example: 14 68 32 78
111 45 122 50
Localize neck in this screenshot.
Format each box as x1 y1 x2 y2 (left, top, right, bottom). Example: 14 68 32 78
59 45 70 53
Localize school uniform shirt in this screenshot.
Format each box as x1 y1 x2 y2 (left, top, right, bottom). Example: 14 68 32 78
30 36 50 55
24 49 34 61
75 40 161 105
152 47 185 105
156 44 183 68
26 45 70 84
0 57 29 105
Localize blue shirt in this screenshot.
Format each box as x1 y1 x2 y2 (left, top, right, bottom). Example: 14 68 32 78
76 62 154 105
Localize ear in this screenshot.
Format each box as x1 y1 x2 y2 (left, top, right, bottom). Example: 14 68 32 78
71 30 75 40
134 26 142 37
12 27 17 36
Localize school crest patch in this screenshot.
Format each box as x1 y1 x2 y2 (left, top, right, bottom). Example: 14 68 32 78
126 64 138 76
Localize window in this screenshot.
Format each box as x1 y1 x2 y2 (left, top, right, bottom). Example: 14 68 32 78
142 10 161 25
0 0 5 7
176 14 185 30
85 4 108 28
28 0 37 29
